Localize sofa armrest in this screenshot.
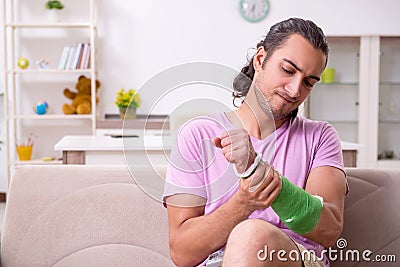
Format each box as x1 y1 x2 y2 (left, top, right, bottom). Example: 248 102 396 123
330 168 400 267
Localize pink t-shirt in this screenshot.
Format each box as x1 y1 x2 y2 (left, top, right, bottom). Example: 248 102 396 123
164 113 345 266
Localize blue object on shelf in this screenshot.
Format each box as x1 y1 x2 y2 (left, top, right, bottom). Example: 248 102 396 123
34 100 49 115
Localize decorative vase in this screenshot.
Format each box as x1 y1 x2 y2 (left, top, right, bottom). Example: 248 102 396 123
119 107 136 120
47 9 61 23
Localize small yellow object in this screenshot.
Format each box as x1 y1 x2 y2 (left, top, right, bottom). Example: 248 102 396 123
17 57 29 69
42 157 55 161
321 68 335 83
16 146 32 161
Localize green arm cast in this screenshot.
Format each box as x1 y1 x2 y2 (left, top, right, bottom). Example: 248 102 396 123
271 175 323 234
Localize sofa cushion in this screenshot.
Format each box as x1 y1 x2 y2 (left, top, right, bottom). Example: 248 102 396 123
1 165 173 267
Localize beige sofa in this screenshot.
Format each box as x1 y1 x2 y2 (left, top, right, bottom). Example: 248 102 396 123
1 165 399 266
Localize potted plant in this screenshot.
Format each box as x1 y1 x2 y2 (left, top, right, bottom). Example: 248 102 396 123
45 0 64 23
114 89 141 119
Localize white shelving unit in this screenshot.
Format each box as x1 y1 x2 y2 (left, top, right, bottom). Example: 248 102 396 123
307 36 400 169
308 37 361 144
376 37 400 168
3 0 98 188
0 92 5 192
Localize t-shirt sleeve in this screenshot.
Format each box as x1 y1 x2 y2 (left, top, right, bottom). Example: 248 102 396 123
163 125 208 205
311 123 346 176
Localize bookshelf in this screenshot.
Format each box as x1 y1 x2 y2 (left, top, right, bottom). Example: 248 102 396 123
2 0 98 189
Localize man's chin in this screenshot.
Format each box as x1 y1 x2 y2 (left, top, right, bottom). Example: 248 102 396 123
271 110 292 121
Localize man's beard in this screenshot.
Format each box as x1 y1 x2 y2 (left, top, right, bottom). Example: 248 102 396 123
254 85 291 121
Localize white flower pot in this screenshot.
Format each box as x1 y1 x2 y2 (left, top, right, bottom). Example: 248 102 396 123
47 9 61 23
119 107 137 120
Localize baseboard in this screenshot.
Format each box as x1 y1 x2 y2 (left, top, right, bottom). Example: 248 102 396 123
0 193 6 202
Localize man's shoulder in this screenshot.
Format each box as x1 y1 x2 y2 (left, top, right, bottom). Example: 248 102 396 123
288 116 336 138
291 116 331 130
177 114 227 139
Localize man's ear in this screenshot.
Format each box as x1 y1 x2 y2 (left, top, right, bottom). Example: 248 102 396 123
253 47 267 71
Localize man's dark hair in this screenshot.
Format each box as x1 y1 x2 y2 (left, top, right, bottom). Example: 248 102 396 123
232 17 329 118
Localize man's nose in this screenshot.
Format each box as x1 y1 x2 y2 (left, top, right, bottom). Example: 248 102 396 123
284 77 301 98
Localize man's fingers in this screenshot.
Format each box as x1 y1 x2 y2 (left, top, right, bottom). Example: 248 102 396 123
224 151 232 162
220 136 232 148
263 181 282 206
213 137 222 148
216 129 254 167
221 141 245 154
220 135 249 148
259 174 280 199
221 145 251 165
220 129 246 139
219 129 249 145
258 168 281 203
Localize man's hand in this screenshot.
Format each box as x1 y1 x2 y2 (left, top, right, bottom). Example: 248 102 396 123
213 129 256 174
239 165 282 212
213 129 282 212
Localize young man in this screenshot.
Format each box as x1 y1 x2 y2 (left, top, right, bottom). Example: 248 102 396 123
163 18 347 267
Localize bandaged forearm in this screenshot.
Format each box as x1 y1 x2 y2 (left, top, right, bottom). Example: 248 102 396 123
271 174 323 234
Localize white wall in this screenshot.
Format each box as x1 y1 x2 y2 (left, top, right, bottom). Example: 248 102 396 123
96 0 400 117
1 0 400 191
1 0 400 117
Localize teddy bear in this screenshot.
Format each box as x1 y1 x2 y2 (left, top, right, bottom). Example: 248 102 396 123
62 75 101 115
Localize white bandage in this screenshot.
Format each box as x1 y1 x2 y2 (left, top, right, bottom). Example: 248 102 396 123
233 153 262 179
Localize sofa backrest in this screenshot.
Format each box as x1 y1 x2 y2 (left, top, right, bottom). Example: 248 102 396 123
1 165 174 267
331 168 400 267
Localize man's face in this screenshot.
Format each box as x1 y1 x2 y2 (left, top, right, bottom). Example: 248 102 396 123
253 34 326 121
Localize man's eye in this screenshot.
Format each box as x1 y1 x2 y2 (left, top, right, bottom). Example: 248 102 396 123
282 67 293 74
304 80 314 88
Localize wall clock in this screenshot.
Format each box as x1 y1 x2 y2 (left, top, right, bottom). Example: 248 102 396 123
239 0 270 23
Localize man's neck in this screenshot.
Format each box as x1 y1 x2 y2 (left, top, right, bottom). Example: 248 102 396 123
238 104 287 139
226 105 284 140
226 88 289 139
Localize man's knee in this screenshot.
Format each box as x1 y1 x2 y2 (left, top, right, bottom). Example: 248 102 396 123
227 219 281 246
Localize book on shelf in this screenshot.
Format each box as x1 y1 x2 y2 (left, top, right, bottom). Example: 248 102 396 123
65 46 76 70
57 42 91 70
57 46 70 70
71 43 84 70
79 43 91 69
87 51 91 69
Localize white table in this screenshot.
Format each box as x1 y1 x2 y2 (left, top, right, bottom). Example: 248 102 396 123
54 135 172 165
55 135 360 167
